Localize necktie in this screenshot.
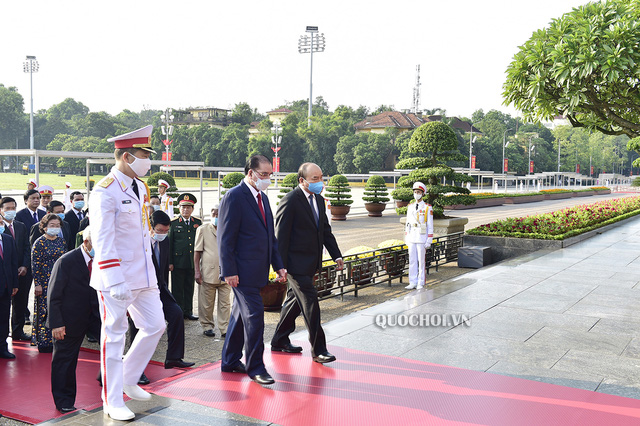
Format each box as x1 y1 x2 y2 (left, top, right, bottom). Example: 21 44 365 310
153 241 160 265
257 193 266 225
33 211 38 223
8 223 14 238
309 194 319 227
132 181 140 199
0 240 3 260
88 259 93 277
78 211 83 221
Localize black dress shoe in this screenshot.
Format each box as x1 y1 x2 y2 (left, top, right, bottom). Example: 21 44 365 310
87 335 98 343
138 373 150 385
57 406 76 414
271 343 303 353
221 362 246 374
184 314 199 321
251 373 275 385
0 350 16 359
221 333 227 338
203 329 215 337
313 352 336 364
164 359 195 369
12 333 31 341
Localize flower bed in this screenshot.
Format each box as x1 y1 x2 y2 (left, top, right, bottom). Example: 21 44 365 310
540 189 574 200
591 186 611 195
466 197 640 240
503 193 545 204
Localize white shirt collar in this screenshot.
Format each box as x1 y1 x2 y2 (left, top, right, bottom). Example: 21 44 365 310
80 245 92 266
244 178 260 199
299 184 314 198
111 166 135 192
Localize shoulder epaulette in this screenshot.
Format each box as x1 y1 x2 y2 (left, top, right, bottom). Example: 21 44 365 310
97 177 114 188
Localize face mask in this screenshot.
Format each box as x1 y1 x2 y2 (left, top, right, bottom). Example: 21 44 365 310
212 217 218 226
88 248 95 258
152 232 168 242
414 193 423 201
3 211 16 221
152 204 161 211
57 213 66 220
74 201 85 210
305 180 324 195
253 174 271 191
46 227 61 237
127 153 152 177
0 226 4 234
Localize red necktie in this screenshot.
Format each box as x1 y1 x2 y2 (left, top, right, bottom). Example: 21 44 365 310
257 193 266 225
88 259 93 277
8 224 15 238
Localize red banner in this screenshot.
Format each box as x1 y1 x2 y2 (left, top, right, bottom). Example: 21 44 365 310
271 146 281 152
503 158 508 173
529 160 534 174
590 166 594 176
162 152 172 161
162 139 173 147
471 155 476 169
273 157 280 172
576 163 580 173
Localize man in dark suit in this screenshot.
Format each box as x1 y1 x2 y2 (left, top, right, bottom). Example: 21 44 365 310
0 229 19 359
218 155 286 385
29 200 72 247
64 191 85 249
271 163 343 363
0 197 31 341
47 228 100 413
16 189 44 229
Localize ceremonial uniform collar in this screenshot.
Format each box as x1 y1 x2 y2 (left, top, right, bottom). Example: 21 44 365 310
110 166 136 193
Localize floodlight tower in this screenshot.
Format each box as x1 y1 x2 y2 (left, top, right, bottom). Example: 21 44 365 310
298 26 326 126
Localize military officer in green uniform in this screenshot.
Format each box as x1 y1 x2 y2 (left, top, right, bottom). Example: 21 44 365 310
169 193 202 320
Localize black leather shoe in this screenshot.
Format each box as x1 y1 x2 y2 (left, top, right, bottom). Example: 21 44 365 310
97 374 102 387
164 359 195 369
12 333 31 341
313 352 336 364
87 335 98 343
221 362 246 374
271 343 303 353
184 314 199 321
221 333 227 338
203 329 215 337
138 373 150 385
57 406 76 414
251 373 275 385
0 350 16 359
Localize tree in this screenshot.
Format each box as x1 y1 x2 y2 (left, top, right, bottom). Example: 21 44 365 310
231 102 254 126
0 84 26 149
503 0 640 138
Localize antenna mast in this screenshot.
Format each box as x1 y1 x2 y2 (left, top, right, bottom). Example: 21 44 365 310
412 64 421 114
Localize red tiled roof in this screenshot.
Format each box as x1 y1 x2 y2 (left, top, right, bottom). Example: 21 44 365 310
267 108 294 114
354 111 427 130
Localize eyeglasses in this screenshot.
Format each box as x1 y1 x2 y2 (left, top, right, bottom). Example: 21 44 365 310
253 170 273 179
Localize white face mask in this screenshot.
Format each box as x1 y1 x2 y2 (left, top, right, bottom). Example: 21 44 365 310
127 153 152 177
252 172 271 191
414 193 423 201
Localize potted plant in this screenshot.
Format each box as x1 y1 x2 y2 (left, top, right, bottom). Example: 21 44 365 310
376 239 407 277
325 174 353 221
391 187 413 209
260 267 287 311
221 172 244 196
362 175 390 217
278 173 299 200
344 245 375 285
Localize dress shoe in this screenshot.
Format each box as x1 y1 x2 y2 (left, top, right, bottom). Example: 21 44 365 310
123 384 151 401
221 332 227 338
203 329 215 337
0 350 16 359
104 404 135 421
251 373 275 385
313 352 337 364
138 373 150 385
221 362 246 374
184 314 199 321
12 333 31 341
57 406 76 414
271 343 303 353
164 359 195 369
405 283 417 290
38 346 53 353
87 335 98 343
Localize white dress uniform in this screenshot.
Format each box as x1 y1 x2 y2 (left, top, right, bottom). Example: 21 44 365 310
90 165 165 410
404 200 434 288
160 192 174 219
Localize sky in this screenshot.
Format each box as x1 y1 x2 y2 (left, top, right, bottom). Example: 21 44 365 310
1 0 590 120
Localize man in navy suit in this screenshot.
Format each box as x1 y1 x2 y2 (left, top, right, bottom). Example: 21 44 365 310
16 189 45 230
218 155 286 385
64 191 85 249
0 228 19 359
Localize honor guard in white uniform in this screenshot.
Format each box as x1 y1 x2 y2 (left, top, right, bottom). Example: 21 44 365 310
27 178 38 191
404 182 434 290
38 185 55 213
63 182 73 212
157 179 174 219
90 125 166 421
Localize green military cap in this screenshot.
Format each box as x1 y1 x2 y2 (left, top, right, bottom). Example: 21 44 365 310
177 193 197 206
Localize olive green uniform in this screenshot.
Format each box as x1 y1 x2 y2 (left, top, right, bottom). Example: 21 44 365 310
169 215 202 316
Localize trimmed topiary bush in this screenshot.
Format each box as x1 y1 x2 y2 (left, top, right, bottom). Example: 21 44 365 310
221 172 245 195
362 175 390 203
278 173 299 199
325 174 353 207
147 172 176 189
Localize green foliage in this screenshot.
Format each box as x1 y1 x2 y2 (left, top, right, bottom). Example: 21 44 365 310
221 172 244 195
231 102 254 126
147 172 177 189
395 157 429 169
325 174 353 206
278 173 299 199
0 85 25 149
632 177 640 187
409 121 459 165
362 175 390 203
391 187 412 202
503 0 640 138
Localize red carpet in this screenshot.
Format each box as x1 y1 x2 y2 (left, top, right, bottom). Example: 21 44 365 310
0 341 182 424
147 344 640 426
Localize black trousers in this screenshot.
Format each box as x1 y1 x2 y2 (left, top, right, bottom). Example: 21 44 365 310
271 274 327 356
11 272 32 336
0 287 11 352
51 320 101 409
129 289 185 360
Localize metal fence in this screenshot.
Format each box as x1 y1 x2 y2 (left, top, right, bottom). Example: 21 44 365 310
314 232 464 301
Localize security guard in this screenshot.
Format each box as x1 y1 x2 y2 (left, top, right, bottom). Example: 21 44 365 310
404 181 434 290
157 179 174 219
169 193 201 320
89 125 166 421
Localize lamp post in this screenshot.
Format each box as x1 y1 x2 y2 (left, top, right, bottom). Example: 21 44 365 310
271 123 282 187
298 26 326 126
160 108 174 163
469 122 477 170
23 55 39 165
502 128 513 193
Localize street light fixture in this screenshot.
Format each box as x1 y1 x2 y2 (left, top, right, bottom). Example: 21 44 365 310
271 123 282 187
528 133 538 175
469 122 477 170
502 127 513 174
23 55 39 165
160 108 174 163
298 26 326 126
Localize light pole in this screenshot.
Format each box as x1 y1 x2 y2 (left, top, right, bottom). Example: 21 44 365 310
469 122 477 170
271 123 282 187
160 108 174 163
502 128 513 174
23 55 39 165
298 26 326 126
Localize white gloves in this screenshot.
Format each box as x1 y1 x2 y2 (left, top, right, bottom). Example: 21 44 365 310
110 282 131 301
424 238 433 249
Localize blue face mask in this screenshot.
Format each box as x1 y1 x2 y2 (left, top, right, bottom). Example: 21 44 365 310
74 201 85 210
46 227 61 237
0 226 4 234
306 180 324 195
152 204 161 211
152 232 168 242
212 217 218 227
3 210 16 221
57 213 66 221
88 248 95 258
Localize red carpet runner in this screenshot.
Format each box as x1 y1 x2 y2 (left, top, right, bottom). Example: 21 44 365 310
0 341 180 424
147 344 640 426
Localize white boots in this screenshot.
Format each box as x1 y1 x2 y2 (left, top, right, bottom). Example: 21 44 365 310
103 385 152 421
123 384 152 401
405 283 425 290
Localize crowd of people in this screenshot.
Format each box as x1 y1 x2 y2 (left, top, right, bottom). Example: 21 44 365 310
0 125 433 421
